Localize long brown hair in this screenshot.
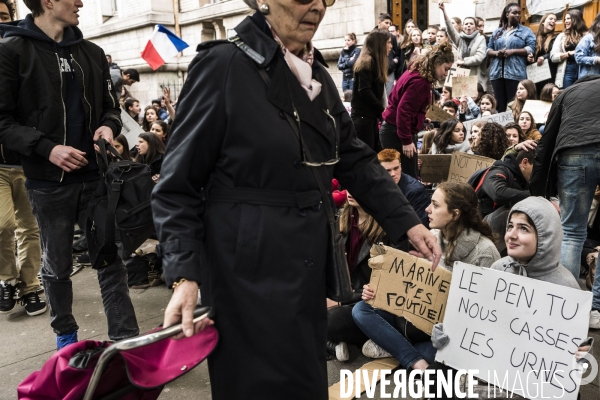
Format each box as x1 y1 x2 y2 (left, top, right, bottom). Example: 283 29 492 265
401 27 423 49
564 9 587 48
409 41 454 83
512 79 537 121
339 203 385 245
354 29 390 83
590 11 600 53
518 111 537 139
535 13 557 58
134 132 165 167
437 181 495 264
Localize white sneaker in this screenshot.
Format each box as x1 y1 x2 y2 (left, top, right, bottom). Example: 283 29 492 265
590 310 600 329
336 342 349 362
362 339 392 358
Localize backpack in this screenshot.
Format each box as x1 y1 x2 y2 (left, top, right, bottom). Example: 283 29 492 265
86 139 155 269
468 167 492 194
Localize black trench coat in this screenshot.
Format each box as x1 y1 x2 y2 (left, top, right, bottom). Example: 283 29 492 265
152 12 422 400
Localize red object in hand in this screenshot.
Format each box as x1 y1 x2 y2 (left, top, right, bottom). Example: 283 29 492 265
332 190 348 208
331 178 340 191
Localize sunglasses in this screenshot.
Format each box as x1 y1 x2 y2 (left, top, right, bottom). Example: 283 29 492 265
294 0 336 7
293 108 340 167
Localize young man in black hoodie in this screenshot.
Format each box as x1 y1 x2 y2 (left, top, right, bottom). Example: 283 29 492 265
0 0 47 317
0 0 138 349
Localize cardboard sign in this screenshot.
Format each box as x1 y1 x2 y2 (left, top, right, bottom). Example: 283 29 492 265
462 111 514 138
426 104 454 123
328 358 399 400
447 152 495 184
120 108 144 150
436 262 592 400
366 245 453 335
522 100 552 124
526 59 552 83
419 154 452 183
452 76 479 99
444 65 471 86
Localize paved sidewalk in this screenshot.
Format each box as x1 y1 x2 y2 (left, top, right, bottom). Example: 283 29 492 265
1 266 599 399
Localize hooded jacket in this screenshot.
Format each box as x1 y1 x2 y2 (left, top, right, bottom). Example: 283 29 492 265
337 45 360 80
0 15 121 183
478 153 530 217
491 197 579 289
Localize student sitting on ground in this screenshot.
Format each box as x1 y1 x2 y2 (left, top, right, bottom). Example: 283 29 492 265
378 149 430 228
326 192 403 362
431 119 471 155
471 121 510 160
441 100 458 118
352 181 500 365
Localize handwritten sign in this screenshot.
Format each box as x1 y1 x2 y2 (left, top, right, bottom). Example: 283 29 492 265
447 152 495 184
426 104 454 123
367 245 453 335
419 154 452 183
453 76 479 98
526 59 552 83
522 100 552 124
462 111 514 137
444 65 470 86
436 262 592 400
120 108 144 150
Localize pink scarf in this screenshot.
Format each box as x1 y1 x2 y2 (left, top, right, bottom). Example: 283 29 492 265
269 26 322 101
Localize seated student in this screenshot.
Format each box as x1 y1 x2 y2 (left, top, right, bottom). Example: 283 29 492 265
150 120 170 145
112 134 131 161
378 149 430 228
517 111 541 141
504 122 526 146
135 132 166 182
471 121 510 160
426 25 439 46
457 95 481 122
478 93 497 115
468 121 486 147
352 181 500 365
441 100 458 118
432 197 592 391
476 148 535 252
326 193 402 361
431 119 471 154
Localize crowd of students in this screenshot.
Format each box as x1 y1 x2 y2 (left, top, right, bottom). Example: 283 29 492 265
326 2 599 393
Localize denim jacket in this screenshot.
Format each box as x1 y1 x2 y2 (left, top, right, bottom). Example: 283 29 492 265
575 33 600 77
487 24 536 81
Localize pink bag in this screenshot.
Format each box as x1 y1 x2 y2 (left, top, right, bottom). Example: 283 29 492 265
18 309 218 400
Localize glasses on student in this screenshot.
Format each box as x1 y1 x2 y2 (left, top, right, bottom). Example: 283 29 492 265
294 0 336 7
293 109 340 167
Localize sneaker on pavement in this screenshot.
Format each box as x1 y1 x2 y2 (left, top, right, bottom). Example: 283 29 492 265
56 331 78 350
326 341 349 362
0 281 17 313
362 339 392 359
591 310 600 329
22 292 47 316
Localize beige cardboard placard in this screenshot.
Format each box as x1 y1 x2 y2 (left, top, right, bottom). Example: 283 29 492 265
444 65 470 86
452 76 479 98
526 59 552 83
366 245 452 335
425 104 454 123
522 99 552 124
328 358 400 400
447 152 495 184
418 154 452 183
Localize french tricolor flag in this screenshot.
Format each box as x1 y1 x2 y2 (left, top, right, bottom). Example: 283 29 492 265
141 25 189 70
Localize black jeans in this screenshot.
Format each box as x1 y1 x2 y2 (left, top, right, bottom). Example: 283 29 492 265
27 180 139 340
379 122 418 179
352 115 381 152
491 78 520 113
327 304 368 347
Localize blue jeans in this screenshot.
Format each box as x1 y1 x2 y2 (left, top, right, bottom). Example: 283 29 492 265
352 301 436 369
342 79 353 91
27 180 139 340
556 145 600 288
563 61 579 89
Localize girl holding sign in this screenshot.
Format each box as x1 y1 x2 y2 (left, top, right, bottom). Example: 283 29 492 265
352 182 499 368
529 13 558 95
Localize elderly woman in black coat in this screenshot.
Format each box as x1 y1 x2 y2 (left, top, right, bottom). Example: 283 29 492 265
152 0 442 399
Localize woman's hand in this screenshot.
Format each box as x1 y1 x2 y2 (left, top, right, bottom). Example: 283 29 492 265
514 140 537 152
164 280 214 338
527 53 534 63
456 60 465 66
537 56 545 66
163 86 171 105
152 174 160 183
417 158 423 168
438 1 446 12
403 143 416 159
361 284 375 301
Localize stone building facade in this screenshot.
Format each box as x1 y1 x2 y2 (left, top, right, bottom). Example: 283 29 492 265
12 0 514 106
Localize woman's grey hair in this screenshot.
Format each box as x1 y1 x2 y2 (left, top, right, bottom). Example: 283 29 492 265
243 0 259 10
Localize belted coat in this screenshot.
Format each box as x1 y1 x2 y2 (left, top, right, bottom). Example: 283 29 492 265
151 12 422 400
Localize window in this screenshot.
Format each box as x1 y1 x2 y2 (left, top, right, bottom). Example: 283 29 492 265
101 0 118 19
